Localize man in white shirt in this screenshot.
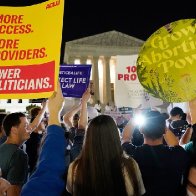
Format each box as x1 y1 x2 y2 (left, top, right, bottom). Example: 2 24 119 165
94 100 102 114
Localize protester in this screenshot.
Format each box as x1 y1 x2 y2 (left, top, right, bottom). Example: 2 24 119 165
180 124 196 157
0 113 7 145
63 102 81 142
87 106 98 122
0 97 49 195
25 101 48 175
179 100 196 159
168 107 188 139
105 102 112 112
62 102 82 167
69 88 92 163
94 100 102 114
0 112 31 196
66 114 145 196
122 111 189 196
21 82 68 196
112 104 118 112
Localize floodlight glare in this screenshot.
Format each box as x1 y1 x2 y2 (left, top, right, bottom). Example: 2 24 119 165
133 115 146 126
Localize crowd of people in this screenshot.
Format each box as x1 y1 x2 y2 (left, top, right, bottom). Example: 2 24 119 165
94 100 118 114
0 83 196 196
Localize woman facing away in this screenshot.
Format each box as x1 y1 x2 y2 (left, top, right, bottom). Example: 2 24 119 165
66 115 145 196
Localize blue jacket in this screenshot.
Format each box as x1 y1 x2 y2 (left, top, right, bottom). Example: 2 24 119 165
21 125 68 196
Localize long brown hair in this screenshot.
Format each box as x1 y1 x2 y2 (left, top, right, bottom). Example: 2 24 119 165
72 115 139 196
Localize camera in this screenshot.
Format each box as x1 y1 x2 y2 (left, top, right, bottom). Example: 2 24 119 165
170 119 187 130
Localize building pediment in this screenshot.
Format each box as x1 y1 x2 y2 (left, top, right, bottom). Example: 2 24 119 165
66 30 144 47
64 30 145 62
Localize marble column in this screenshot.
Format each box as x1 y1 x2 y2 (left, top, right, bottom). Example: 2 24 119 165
91 56 100 102
103 56 111 104
67 56 75 64
80 56 87 64
64 56 76 106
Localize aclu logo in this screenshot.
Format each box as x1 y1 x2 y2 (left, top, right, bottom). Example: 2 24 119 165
46 0 60 9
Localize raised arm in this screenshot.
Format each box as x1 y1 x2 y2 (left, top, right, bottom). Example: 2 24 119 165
47 83 64 126
63 102 81 128
69 88 91 162
179 126 193 145
78 88 91 130
21 82 67 196
180 102 195 145
121 118 135 144
188 98 196 125
30 100 48 131
164 127 179 146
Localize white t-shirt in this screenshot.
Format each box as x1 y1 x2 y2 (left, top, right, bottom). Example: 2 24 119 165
105 105 112 112
94 103 101 112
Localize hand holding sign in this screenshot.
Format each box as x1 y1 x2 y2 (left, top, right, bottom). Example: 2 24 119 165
81 87 91 103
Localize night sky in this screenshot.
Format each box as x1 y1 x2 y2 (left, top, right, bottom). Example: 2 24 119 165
0 0 195 63
63 0 195 41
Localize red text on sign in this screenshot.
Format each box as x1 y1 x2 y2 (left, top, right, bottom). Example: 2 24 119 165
0 24 32 34
0 61 55 93
0 15 24 24
126 65 137 73
0 39 19 49
46 0 60 9
118 74 137 81
118 65 137 81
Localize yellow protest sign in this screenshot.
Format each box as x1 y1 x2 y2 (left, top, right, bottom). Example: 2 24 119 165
0 0 64 99
137 19 196 102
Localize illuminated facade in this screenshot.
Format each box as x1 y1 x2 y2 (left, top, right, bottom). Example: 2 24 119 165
64 30 144 105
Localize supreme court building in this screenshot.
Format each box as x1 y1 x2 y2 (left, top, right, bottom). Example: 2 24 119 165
0 31 144 113
63 30 144 105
